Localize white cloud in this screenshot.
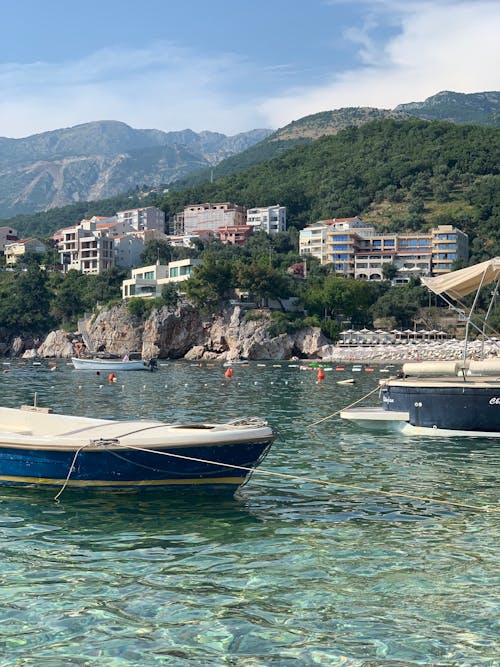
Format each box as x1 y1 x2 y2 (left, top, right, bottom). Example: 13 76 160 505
261 0 500 127
0 43 268 137
0 1 498 138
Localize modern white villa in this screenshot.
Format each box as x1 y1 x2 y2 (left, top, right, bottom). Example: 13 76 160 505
121 259 201 299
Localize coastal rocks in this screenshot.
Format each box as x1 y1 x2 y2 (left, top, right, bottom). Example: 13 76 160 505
10 337 27 357
85 305 143 356
3 301 331 361
36 330 74 358
142 304 205 360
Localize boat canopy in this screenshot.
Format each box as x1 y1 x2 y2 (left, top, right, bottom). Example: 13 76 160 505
422 257 500 299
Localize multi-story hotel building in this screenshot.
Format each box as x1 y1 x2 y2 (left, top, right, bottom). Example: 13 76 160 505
246 205 286 234
299 218 468 281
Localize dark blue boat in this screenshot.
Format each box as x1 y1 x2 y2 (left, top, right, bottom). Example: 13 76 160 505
0 406 275 493
342 258 500 437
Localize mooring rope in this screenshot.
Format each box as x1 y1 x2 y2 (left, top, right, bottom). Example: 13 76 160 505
306 383 382 427
113 442 499 514
54 444 89 502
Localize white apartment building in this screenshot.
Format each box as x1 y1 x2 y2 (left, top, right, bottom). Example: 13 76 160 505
114 234 148 269
59 218 116 274
246 205 286 234
57 209 168 274
116 206 165 232
121 259 201 299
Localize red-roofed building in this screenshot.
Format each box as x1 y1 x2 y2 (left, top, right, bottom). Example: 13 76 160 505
5 238 47 265
215 225 253 245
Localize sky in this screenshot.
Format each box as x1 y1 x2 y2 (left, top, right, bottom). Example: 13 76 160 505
1 0 499 139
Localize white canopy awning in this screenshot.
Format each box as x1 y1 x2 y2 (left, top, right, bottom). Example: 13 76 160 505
422 258 500 299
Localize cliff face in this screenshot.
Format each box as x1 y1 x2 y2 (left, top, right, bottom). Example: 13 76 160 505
17 303 330 361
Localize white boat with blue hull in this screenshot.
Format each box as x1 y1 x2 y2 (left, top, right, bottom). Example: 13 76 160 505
0 405 275 493
342 258 500 438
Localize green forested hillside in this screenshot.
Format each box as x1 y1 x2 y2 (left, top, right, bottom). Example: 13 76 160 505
6 119 500 261
158 119 500 261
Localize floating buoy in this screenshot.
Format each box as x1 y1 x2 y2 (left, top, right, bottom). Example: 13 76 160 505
108 372 116 383
225 368 233 378
317 368 325 381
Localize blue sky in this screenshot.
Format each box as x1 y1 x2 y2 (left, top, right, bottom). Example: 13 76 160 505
1 0 499 138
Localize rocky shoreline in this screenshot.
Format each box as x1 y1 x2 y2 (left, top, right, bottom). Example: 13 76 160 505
2 303 330 362
3 302 498 364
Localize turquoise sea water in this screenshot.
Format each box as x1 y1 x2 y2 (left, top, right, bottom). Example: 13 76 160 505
0 359 498 666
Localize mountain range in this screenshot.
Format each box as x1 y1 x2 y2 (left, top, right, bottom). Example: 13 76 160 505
0 90 498 220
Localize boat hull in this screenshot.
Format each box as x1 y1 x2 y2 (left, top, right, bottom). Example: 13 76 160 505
0 439 273 491
382 381 500 433
71 357 146 371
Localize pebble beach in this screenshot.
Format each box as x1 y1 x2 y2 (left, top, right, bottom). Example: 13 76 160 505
325 338 500 364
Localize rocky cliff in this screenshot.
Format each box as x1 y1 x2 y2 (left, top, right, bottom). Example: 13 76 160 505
10 303 331 361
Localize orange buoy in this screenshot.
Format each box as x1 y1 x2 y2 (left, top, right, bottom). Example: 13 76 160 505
317 368 325 381
225 367 233 378
108 372 116 382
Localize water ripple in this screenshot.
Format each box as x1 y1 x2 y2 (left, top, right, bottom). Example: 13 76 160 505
0 360 498 665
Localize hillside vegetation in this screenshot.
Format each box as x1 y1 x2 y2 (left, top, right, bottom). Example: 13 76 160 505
6 118 500 262
159 119 500 261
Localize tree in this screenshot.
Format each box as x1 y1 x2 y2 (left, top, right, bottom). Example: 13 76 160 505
184 257 233 309
50 270 88 324
141 239 173 265
0 267 55 333
382 263 398 280
303 275 373 325
235 262 294 308
160 283 180 309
